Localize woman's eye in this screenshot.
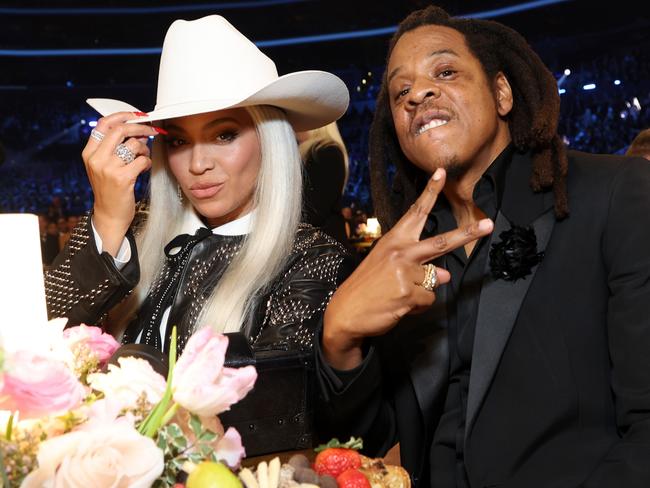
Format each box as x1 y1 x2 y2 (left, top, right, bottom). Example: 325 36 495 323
217 131 238 143
438 69 456 78
165 137 185 148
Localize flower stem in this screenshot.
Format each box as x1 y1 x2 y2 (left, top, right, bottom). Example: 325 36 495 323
5 412 14 441
140 326 178 438
160 403 179 427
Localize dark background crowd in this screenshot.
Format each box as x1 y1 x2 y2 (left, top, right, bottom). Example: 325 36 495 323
1 0 649 263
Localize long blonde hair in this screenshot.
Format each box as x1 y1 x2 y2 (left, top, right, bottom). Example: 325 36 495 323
113 105 302 335
298 121 349 191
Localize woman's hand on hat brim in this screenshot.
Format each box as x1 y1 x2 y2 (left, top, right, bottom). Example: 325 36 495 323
82 111 160 256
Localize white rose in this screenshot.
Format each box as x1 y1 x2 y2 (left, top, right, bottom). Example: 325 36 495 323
87 357 166 410
21 422 164 488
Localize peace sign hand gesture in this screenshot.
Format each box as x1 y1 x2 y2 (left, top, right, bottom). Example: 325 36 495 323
322 168 493 370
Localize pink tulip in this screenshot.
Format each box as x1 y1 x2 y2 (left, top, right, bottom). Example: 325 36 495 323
0 351 86 419
63 324 119 364
173 328 257 417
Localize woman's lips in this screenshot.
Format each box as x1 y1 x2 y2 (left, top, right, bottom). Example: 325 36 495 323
189 183 223 199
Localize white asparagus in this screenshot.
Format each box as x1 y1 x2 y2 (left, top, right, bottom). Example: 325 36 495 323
268 457 281 488
239 468 260 488
258 461 269 488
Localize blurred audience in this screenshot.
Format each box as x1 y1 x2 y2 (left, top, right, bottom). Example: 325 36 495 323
1 48 649 232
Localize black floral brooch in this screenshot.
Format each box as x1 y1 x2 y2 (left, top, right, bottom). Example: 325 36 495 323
489 224 544 281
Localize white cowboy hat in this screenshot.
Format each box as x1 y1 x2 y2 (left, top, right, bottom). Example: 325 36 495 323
87 15 349 131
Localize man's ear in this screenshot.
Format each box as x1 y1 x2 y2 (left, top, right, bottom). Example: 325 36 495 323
495 72 513 117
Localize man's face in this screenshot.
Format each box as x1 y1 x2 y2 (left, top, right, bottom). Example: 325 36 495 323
387 25 512 178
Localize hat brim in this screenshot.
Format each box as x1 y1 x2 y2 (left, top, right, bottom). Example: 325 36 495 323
87 70 349 132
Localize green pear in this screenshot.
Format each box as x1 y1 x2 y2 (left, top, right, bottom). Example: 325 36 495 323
186 461 243 488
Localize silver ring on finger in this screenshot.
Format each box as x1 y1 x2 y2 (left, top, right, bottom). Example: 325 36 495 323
90 129 105 142
115 143 136 165
420 263 438 292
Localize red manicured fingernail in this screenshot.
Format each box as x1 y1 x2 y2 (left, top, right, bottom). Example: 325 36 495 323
134 111 148 116
153 126 168 135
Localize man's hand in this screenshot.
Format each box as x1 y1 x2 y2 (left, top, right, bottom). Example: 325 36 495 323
323 168 493 370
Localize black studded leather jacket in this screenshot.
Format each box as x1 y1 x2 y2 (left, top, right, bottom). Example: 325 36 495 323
45 214 354 355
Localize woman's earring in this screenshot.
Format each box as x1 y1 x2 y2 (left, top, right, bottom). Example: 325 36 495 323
177 184 183 204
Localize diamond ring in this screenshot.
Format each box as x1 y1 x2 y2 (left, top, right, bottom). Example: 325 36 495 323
90 129 105 143
115 143 136 164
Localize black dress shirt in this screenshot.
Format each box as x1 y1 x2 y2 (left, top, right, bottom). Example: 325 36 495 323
428 145 514 488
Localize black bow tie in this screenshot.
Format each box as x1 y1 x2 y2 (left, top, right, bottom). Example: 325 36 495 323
163 226 214 257
139 226 214 350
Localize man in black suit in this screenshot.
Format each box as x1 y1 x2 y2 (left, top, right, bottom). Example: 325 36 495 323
316 6 650 488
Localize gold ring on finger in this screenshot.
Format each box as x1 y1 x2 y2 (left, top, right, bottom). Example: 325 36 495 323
420 263 438 292
115 143 136 164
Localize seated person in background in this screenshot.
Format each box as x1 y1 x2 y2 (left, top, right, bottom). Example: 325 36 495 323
341 206 353 239
57 216 70 249
42 218 60 267
45 15 353 453
297 122 351 247
626 128 650 160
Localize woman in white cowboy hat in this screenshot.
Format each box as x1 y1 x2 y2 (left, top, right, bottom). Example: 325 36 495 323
44 15 353 452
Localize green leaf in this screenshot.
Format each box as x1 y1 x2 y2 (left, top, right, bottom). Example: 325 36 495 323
188 452 203 463
198 443 215 457
189 413 202 437
166 423 182 438
314 436 364 452
198 430 218 442
173 436 188 450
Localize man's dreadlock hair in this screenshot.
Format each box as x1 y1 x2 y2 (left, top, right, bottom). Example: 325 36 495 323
370 5 568 229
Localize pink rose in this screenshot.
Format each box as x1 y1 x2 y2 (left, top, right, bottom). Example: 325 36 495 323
172 328 257 417
64 324 119 364
0 351 86 419
21 421 164 488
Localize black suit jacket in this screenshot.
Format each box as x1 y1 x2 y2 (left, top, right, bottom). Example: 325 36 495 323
317 150 650 488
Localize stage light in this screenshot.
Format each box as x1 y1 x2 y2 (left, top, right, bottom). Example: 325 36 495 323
583 84 596 91
361 79 367 84
614 79 621 85
66 80 73 88
559 88 566 94
80 119 86 125
564 68 571 76
89 120 98 127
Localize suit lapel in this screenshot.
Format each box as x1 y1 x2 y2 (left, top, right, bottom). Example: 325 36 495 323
465 151 557 441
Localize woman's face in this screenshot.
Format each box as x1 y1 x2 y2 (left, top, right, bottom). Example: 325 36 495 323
164 108 261 228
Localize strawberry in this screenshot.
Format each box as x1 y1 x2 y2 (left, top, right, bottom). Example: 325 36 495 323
336 468 371 488
313 437 363 479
